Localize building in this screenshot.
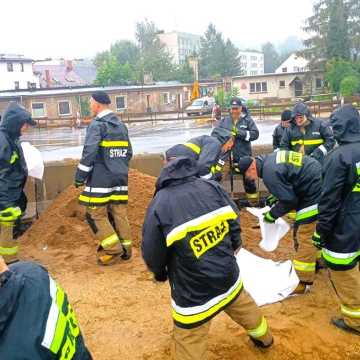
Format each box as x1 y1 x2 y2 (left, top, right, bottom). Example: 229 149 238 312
238 51 264 76
157 31 201 64
33 59 97 88
0 81 221 121
275 53 309 74
0 54 40 91
232 71 325 101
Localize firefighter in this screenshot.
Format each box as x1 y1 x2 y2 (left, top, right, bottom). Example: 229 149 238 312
217 97 260 202
0 102 36 264
0 256 92 358
74 91 132 266
164 127 234 181
142 156 273 360
313 105 360 335
236 150 322 294
280 102 335 164
272 110 292 151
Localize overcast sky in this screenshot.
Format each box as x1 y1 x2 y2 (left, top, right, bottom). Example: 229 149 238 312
1 0 314 59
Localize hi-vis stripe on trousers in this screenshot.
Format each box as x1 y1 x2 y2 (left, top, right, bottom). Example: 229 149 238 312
0 222 18 264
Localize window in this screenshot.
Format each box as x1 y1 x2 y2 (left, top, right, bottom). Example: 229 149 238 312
316 78 323 89
250 82 268 93
160 92 170 105
250 56 257 61
115 96 127 111
282 67 287 73
250 71 258 76
20 63 24 72
58 101 71 116
279 80 286 88
31 103 46 117
262 82 267 92
251 63 258 68
7 62 13 72
255 82 261 92
14 81 20 90
250 83 256 93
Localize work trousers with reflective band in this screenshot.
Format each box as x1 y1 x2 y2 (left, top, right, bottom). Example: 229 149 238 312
86 204 132 257
173 290 272 360
292 222 317 284
0 221 18 264
330 265 360 331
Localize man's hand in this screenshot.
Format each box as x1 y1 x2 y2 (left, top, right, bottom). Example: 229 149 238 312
263 211 276 224
265 194 278 207
74 181 85 188
0 256 9 274
312 231 325 249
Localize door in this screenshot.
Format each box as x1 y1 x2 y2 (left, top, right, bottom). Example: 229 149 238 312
294 79 303 97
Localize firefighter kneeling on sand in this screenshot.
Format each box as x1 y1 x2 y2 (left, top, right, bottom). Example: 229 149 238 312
74 91 133 266
142 154 273 360
313 104 360 336
0 256 92 359
236 150 322 295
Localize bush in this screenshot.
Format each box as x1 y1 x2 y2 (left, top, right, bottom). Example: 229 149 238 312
340 75 360 97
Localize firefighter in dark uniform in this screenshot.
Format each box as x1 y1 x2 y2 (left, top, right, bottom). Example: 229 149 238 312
75 91 132 266
236 150 322 294
164 127 234 181
0 256 92 359
0 102 36 264
313 105 360 335
217 97 260 202
142 156 273 360
272 110 292 151
280 102 335 164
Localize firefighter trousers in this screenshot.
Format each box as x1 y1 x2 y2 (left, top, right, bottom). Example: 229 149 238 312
0 221 18 264
292 222 317 284
330 264 360 331
86 204 132 260
173 290 273 360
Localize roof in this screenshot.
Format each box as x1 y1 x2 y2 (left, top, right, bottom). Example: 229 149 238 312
232 71 310 80
0 54 33 62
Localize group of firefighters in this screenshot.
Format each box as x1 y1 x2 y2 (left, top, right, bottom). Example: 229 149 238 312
0 90 359 359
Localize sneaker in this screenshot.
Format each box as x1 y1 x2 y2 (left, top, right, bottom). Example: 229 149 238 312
331 317 360 336
250 336 274 349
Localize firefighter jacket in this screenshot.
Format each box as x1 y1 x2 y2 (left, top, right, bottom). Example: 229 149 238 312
75 110 132 207
316 105 360 270
217 113 259 162
0 261 92 360
142 157 243 329
165 135 224 180
280 117 335 163
0 103 29 213
272 124 286 150
256 150 322 225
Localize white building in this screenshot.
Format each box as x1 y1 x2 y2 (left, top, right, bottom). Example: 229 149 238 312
275 53 309 74
158 31 201 64
238 51 264 76
0 54 39 91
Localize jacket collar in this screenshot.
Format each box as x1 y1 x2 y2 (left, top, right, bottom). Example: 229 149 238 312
97 109 113 119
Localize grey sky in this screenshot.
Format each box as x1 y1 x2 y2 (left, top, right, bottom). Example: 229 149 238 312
1 0 314 59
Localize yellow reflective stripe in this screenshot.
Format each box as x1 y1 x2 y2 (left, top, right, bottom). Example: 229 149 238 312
293 259 316 272
276 150 287 163
353 162 360 192
291 139 324 146
0 246 18 256
79 194 128 204
50 286 66 353
101 233 120 249
184 142 201 155
341 305 360 319
121 240 132 246
246 192 259 199
172 280 243 325
247 316 268 339
9 151 19 164
99 140 128 147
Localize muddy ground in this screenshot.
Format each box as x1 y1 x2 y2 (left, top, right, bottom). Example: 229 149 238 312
20 169 360 359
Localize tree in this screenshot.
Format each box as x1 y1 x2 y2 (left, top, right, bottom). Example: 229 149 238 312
223 40 241 76
261 42 280 73
173 62 194 83
340 75 360 96
325 58 357 91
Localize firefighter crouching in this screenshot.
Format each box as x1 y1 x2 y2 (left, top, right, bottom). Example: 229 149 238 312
0 102 36 264
74 91 133 266
142 155 273 360
313 105 360 335
280 102 335 164
164 127 234 181
236 151 322 294
0 256 92 359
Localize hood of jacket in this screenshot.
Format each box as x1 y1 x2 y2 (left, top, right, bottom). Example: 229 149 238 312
330 104 360 144
0 102 32 139
255 155 266 178
97 111 121 126
155 157 198 191
291 102 313 123
0 270 25 335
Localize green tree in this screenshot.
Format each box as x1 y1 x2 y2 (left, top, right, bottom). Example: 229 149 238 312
261 42 280 73
340 75 360 96
173 62 194 83
325 58 357 91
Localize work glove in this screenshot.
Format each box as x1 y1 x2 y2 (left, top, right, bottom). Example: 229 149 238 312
236 129 247 140
312 231 325 249
0 207 22 222
233 163 241 174
265 194 278 207
74 180 85 188
263 211 276 224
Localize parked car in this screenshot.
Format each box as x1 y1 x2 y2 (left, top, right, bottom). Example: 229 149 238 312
186 97 215 116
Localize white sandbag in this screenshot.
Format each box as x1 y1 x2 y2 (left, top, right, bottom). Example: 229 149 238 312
236 248 299 306
246 207 290 252
21 142 44 180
